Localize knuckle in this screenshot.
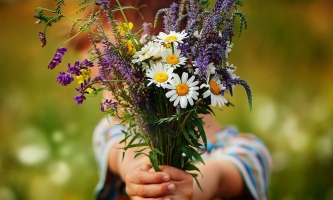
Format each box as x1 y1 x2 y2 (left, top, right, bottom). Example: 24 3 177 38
137 172 144 183
137 185 148 197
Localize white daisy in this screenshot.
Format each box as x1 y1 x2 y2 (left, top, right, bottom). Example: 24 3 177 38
161 48 187 68
200 75 228 108
194 62 216 75
155 30 188 44
146 62 174 88
132 42 164 64
165 72 199 108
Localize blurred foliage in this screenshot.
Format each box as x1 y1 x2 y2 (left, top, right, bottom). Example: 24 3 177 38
0 0 332 200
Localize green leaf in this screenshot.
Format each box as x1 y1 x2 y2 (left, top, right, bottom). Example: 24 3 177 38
134 147 148 154
190 173 204 192
119 133 131 144
188 148 205 164
149 151 161 172
153 148 165 156
126 143 148 148
184 162 201 172
134 152 142 159
183 129 195 146
123 134 140 150
196 121 207 150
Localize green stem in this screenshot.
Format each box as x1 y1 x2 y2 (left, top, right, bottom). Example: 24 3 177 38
115 0 128 25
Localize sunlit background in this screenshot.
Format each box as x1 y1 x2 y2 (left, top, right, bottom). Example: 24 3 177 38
0 0 332 199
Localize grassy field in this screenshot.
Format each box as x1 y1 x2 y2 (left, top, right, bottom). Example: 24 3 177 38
0 0 333 199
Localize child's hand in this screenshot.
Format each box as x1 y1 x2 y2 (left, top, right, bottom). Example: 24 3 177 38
125 164 175 199
156 165 193 200
125 164 193 200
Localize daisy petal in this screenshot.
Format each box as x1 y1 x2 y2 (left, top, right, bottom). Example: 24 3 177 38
169 93 178 102
187 95 194 106
181 72 188 83
180 96 188 108
166 90 176 98
174 96 180 107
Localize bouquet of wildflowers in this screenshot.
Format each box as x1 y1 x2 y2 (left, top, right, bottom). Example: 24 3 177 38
35 0 251 188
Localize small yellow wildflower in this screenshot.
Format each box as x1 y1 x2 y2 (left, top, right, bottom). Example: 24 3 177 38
75 69 91 84
118 22 133 35
125 40 136 56
75 69 93 94
85 87 94 94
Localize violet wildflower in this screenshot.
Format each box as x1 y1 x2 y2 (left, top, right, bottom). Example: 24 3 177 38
57 47 67 54
56 72 74 86
169 3 179 32
96 0 109 5
47 47 67 69
100 99 118 112
74 95 85 105
38 31 46 47
67 59 94 76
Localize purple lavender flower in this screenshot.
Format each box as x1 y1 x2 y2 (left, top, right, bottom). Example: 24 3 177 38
96 0 109 5
38 31 46 47
66 59 94 76
57 47 67 54
212 0 234 15
47 47 67 69
56 72 74 86
100 99 118 112
186 0 201 36
74 95 85 105
169 3 179 32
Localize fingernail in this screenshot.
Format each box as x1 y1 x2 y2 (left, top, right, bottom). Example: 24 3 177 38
163 174 170 181
168 183 175 191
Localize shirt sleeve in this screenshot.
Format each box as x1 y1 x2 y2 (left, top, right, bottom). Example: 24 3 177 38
207 126 273 200
92 116 127 200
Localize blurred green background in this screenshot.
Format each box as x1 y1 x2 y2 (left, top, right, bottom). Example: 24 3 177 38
0 0 332 199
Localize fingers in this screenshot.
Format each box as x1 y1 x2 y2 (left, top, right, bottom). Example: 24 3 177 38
149 166 194 200
126 164 176 198
151 165 193 182
127 182 176 198
131 197 171 200
126 164 193 199
127 165 171 184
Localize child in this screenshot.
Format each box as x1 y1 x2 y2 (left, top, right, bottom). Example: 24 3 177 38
88 1 273 199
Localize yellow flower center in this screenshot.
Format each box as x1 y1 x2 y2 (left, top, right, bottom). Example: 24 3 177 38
176 83 189 96
166 55 179 65
154 72 169 83
164 43 172 48
165 35 178 42
209 81 221 95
